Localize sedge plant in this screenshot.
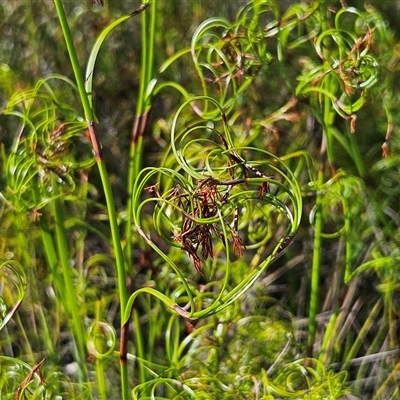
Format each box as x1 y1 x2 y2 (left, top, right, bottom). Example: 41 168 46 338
0 0 400 399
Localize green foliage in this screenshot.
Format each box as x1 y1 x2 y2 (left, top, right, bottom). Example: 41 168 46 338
1 0 400 399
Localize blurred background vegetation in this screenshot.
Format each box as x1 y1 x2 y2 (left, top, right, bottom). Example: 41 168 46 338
1 0 400 399
2 0 399 196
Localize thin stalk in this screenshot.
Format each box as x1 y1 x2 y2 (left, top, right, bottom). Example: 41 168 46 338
13 215 38 362
12 315 34 362
125 3 157 391
386 286 398 351
354 319 388 392
126 0 157 271
94 298 107 400
319 238 344 365
52 0 93 120
52 177 88 381
348 129 366 177
133 309 146 388
53 1 128 397
95 353 107 400
28 266 56 357
86 123 129 398
32 181 69 311
319 312 337 365
308 0 330 360
130 2 155 185
374 358 400 400
342 299 382 370
13 209 55 367
307 163 324 358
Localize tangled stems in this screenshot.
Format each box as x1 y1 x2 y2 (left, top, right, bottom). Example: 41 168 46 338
52 1 150 398
284 1 385 359
124 95 302 326
3 76 91 379
1 0 397 397
295 4 381 176
263 358 350 398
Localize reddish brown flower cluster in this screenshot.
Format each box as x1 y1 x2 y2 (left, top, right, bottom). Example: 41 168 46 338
171 179 240 274
147 178 247 274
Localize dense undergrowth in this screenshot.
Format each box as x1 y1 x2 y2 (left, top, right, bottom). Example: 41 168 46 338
1 0 400 399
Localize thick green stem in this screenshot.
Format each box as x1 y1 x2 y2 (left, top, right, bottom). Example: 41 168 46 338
53 1 128 397
53 0 93 120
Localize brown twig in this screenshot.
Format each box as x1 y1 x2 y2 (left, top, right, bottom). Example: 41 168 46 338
15 358 46 400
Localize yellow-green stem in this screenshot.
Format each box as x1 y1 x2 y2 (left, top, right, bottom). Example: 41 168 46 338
53 1 129 396
52 177 88 381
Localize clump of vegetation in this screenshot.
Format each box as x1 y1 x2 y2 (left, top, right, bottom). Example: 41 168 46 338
1 0 399 399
